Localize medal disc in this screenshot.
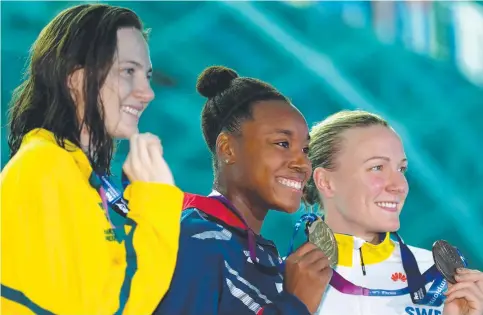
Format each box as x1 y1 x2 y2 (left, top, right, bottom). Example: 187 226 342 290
307 218 338 268
432 240 465 284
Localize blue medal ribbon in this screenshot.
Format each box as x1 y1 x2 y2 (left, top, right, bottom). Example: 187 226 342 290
89 171 131 217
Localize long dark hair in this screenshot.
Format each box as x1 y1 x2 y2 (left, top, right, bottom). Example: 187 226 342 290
8 4 148 174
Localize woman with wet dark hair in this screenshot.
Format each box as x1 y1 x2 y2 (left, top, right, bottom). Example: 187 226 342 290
2 4 183 314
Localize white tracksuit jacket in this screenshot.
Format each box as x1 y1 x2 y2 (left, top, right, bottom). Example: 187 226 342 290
316 233 445 315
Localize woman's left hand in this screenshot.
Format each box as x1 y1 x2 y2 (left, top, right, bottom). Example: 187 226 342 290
443 268 483 315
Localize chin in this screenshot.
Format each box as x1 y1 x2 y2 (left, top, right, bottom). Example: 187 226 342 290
110 126 139 139
381 220 400 233
269 185 304 213
273 197 302 214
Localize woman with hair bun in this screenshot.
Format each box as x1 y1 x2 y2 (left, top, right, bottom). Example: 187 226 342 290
155 66 332 315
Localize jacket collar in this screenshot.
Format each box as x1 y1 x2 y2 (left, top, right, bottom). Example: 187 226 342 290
335 232 395 266
22 128 92 180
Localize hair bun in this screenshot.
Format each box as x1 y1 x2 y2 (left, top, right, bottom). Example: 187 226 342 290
196 66 239 98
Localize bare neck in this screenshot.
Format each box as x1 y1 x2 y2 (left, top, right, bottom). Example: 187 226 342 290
80 128 90 154
214 185 268 235
324 209 381 245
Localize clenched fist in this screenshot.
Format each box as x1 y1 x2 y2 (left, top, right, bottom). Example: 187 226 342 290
122 133 174 185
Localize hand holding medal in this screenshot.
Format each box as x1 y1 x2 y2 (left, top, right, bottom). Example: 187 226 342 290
432 240 483 315
284 242 333 314
283 214 335 313
283 214 337 314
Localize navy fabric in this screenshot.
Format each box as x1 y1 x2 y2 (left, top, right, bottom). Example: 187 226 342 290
154 205 310 315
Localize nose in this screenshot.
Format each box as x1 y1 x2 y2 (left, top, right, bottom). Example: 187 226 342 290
387 170 408 195
288 151 312 180
133 77 155 104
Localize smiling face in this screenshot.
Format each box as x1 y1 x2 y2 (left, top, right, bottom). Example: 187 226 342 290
315 125 409 237
100 27 154 138
228 100 312 213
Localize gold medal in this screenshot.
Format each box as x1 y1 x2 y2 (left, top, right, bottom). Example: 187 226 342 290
307 217 338 268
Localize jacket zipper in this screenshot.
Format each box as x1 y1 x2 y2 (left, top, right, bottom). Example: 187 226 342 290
359 247 367 276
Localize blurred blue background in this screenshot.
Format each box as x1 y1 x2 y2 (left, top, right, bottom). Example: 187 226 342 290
2 1 482 269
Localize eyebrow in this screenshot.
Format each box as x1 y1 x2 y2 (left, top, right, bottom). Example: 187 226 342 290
120 60 153 73
272 129 311 140
364 156 408 163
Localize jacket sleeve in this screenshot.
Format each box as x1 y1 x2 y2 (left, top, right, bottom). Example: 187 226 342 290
121 181 183 314
257 291 311 315
1 146 182 315
154 223 223 315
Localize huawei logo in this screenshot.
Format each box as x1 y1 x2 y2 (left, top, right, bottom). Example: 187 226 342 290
391 272 407 282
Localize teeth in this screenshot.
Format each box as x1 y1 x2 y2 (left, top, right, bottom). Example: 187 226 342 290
122 106 142 117
277 178 302 191
376 202 397 209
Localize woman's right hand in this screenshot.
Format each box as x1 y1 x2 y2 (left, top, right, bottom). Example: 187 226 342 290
284 242 333 314
123 133 174 185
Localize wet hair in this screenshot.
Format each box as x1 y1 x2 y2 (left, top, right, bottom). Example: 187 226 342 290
303 110 389 207
196 65 289 170
8 4 149 174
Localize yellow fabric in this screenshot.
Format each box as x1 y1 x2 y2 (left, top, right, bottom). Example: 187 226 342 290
1 128 183 315
335 232 395 267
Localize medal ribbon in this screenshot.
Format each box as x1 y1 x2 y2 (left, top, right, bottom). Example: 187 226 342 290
208 192 285 273
89 172 131 217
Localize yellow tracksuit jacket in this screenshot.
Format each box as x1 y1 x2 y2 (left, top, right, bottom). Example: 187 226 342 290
1 128 183 315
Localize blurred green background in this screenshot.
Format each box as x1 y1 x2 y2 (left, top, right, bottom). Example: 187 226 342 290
2 1 482 269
